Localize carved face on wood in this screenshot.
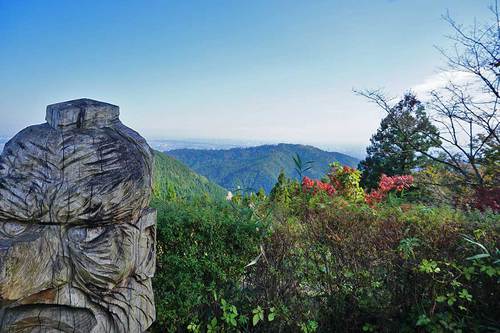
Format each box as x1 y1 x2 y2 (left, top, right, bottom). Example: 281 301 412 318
0 99 156 333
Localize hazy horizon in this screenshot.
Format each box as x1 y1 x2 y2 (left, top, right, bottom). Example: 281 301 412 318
0 135 366 159
0 1 492 148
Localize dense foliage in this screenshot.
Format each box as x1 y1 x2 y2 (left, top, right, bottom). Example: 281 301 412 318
247 174 499 332
151 197 266 332
166 144 359 193
150 157 499 332
153 150 227 200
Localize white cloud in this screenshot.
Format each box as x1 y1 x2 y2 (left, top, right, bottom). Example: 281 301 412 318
412 70 475 98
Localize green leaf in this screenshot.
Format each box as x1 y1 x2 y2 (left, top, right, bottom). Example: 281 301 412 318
459 289 473 302
436 295 446 303
467 253 491 261
253 313 260 326
416 314 431 326
238 314 248 325
462 235 489 254
481 265 497 277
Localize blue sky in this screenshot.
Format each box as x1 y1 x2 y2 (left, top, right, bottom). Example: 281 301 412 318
0 0 493 149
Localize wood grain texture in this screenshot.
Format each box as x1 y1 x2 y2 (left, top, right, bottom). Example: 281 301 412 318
0 99 156 332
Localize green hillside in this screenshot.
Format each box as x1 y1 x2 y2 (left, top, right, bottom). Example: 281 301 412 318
166 143 360 193
153 150 227 200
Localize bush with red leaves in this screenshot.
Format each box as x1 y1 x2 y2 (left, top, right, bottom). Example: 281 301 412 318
302 176 336 196
365 174 414 205
474 187 500 212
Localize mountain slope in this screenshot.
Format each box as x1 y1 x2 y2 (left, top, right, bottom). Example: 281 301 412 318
153 151 227 200
166 144 360 193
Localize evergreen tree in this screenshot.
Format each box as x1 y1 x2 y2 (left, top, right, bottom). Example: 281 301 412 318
359 93 440 190
269 170 292 206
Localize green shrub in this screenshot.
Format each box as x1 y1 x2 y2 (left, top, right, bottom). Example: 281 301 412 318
150 166 499 332
244 178 499 332
151 197 265 332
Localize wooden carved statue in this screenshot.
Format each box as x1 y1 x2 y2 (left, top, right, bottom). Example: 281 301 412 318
0 99 156 332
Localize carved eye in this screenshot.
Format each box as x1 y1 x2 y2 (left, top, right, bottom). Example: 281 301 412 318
68 226 106 243
1 222 27 237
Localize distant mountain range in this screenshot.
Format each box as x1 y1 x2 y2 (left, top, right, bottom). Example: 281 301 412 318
148 139 365 159
166 143 360 193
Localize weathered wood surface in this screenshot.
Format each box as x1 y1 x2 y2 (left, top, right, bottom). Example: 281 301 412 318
0 99 156 332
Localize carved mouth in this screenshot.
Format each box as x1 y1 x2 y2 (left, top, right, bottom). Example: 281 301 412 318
0 304 97 333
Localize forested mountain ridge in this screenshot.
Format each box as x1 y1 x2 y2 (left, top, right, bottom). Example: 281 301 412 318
166 143 359 193
153 150 227 200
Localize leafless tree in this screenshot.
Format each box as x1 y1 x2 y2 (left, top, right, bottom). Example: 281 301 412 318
357 1 500 188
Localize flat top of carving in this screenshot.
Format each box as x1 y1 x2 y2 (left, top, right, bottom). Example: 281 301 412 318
48 98 118 110
46 98 120 130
